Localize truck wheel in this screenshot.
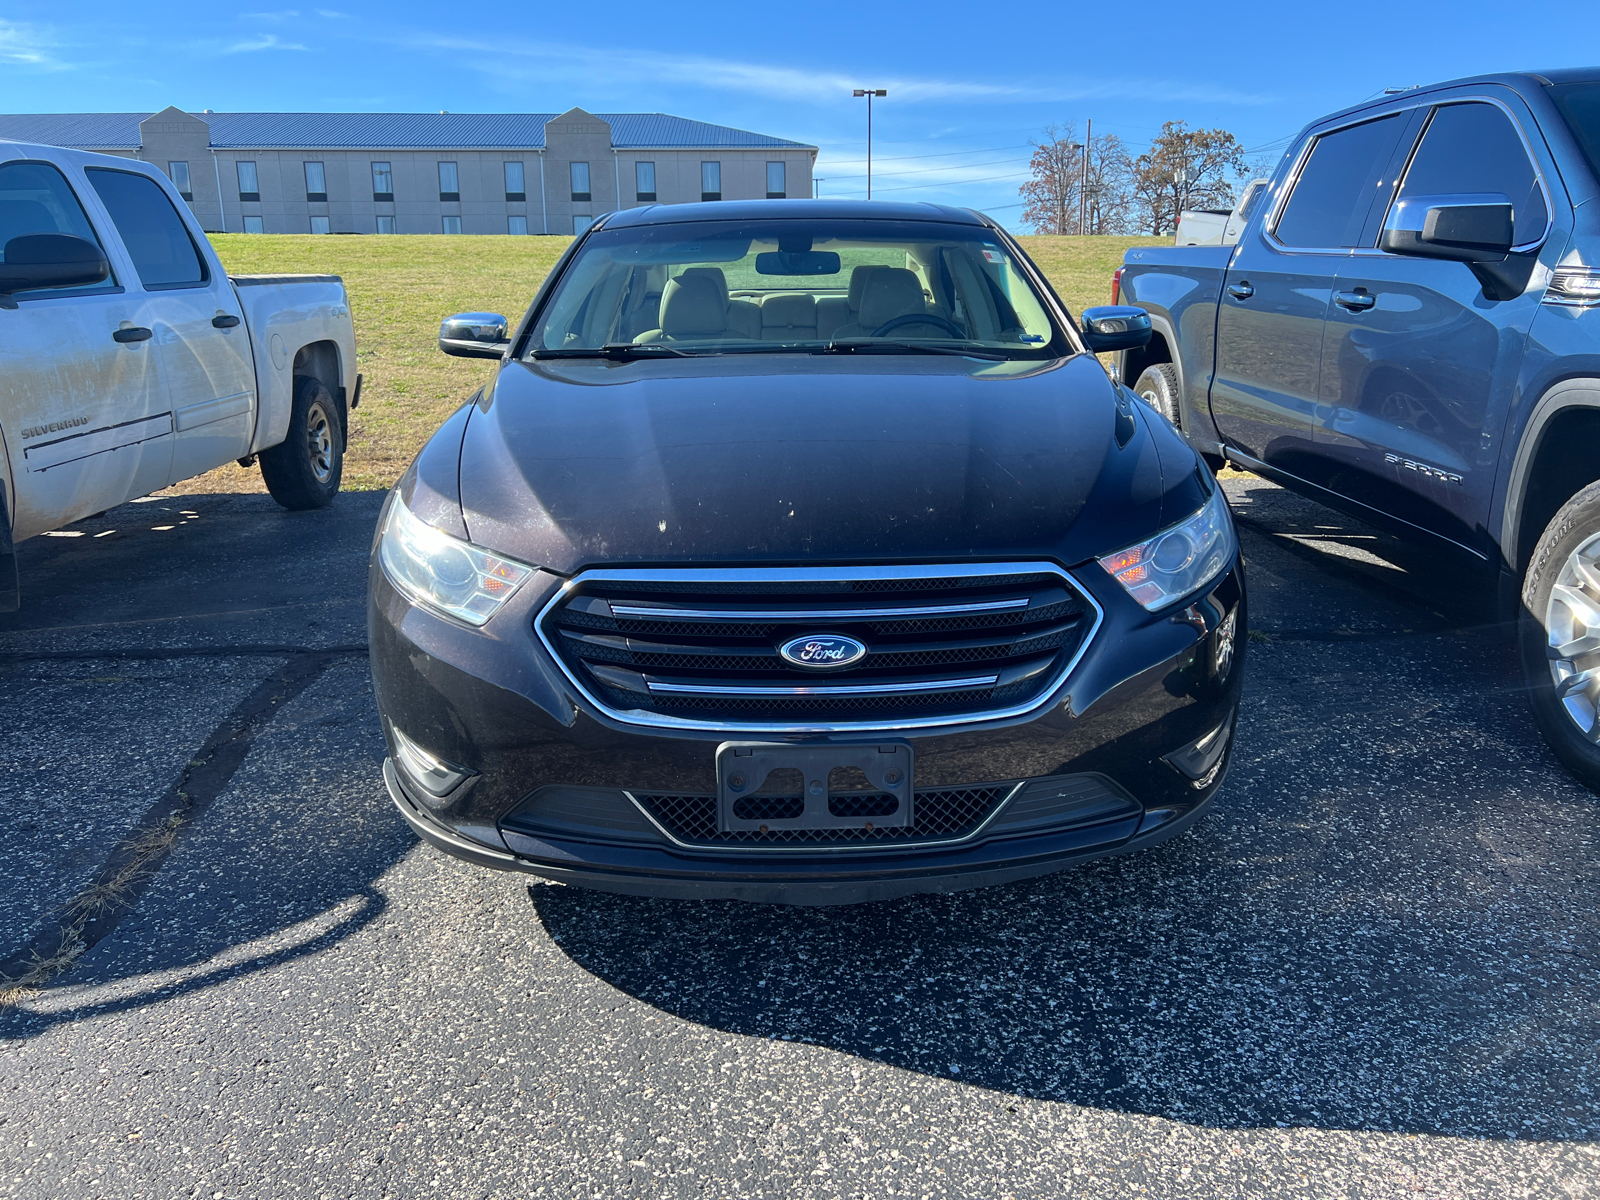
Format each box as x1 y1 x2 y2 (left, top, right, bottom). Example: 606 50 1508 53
1519 479 1600 793
1133 363 1181 428
260 375 343 511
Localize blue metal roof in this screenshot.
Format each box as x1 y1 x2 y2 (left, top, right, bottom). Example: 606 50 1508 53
0 111 812 151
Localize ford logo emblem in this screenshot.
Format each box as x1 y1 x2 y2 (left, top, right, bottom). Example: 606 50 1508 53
779 634 868 670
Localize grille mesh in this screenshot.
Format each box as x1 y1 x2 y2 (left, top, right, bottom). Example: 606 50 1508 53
541 568 1092 727
635 786 1010 846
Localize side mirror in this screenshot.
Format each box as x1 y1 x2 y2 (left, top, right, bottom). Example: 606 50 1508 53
1080 305 1153 354
1379 193 1514 262
439 312 509 359
0 233 110 306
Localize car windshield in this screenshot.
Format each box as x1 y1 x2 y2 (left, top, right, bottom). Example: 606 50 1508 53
527 218 1065 359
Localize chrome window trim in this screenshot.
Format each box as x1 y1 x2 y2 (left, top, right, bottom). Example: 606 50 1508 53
622 779 1029 854
1263 108 1418 256
534 561 1105 734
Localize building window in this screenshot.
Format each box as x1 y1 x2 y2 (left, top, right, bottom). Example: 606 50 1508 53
508 215 528 235
167 160 192 201
701 161 721 202
766 161 786 199
304 161 326 202
311 215 331 234
570 161 590 202
243 215 265 234
236 160 259 202
635 161 656 202
573 214 590 235
375 215 395 234
438 161 459 202
372 161 393 202
442 215 462 234
504 161 525 201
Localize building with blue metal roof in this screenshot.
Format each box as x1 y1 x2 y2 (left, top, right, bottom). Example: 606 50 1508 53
0 106 816 235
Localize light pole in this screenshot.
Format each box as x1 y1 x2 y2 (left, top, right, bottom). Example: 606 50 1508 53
852 88 887 198
1069 142 1084 235
1080 117 1092 235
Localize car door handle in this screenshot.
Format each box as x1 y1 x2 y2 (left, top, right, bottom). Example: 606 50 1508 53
212 314 241 329
112 326 153 343
1334 290 1376 312
1225 282 1254 300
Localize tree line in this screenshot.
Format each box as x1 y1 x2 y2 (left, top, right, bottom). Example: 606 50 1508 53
1020 121 1271 235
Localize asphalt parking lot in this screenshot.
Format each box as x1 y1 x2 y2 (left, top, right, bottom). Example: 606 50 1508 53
1 476 1597 1199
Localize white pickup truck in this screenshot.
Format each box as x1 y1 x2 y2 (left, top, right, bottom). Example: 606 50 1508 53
0 141 359 610
1173 178 1270 246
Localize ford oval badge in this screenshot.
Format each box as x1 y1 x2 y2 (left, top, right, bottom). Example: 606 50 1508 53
779 634 868 670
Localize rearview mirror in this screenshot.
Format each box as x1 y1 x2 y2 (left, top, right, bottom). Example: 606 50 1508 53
439 312 509 359
755 250 842 276
0 233 110 306
1379 193 1514 262
1080 305 1152 353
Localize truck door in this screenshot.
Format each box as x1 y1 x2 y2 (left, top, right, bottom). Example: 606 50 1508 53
1315 97 1556 553
0 158 172 541
83 167 255 489
1210 113 1409 475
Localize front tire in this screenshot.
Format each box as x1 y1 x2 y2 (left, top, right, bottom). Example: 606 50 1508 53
1519 479 1600 792
1133 363 1181 428
260 375 343 511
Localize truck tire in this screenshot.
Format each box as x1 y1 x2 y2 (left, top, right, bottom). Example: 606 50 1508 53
1519 479 1600 793
1133 363 1181 428
260 375 343 511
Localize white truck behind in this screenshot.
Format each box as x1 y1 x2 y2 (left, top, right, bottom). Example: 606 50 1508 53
0 141 359 610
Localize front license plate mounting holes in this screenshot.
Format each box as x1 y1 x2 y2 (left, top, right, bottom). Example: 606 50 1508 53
716 741 913 833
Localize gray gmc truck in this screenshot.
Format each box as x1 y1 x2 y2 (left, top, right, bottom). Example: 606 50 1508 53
1113 68 1600 789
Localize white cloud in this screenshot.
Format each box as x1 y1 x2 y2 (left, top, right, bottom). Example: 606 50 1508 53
221 33 308 53
0 20 58 66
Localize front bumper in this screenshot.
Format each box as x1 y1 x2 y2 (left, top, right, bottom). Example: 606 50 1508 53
368 550 1246 906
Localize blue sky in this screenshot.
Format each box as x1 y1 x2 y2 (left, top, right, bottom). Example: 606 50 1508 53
3 1 1598 230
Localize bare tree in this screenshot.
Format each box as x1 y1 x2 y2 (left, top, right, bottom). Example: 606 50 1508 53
1021 126 1134 234
1132 122 1248 235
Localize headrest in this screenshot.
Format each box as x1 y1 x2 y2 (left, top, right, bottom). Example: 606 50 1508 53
678 266 728 293
660 273 728 336
847 264 887 310
857 268 926 330
761 293 817 328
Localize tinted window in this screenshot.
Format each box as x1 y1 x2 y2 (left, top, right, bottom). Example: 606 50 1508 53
86 168 206 288
1274 115 1402 248
1394 102 1547 243
1549 82 1600 183
0 160 113 293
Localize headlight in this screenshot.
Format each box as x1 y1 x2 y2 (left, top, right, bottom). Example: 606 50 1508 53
378 497 535 625
1098 487 1235 610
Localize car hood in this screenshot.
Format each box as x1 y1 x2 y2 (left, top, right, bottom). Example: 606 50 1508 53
456 353 1185 575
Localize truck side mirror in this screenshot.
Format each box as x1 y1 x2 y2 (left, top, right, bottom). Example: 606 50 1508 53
1379 193 1515 262
439 312 510 359
0 233 110 306
1080 306 1153 354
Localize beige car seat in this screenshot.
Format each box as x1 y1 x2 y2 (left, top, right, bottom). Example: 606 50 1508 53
634 273 748 343
760 293 819 340
829 268 934 339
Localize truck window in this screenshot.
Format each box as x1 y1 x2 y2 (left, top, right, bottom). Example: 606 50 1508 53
0 160 115 294
1273 114 1403 249
85 168 207 290
1548 82 1600 184
1391 102 1548 245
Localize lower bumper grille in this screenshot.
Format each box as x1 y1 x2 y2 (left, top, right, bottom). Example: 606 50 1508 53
633 785 1012 847
537 564 1100 732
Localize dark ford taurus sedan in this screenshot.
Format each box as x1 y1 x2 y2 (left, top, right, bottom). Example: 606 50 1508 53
369 200 1246 905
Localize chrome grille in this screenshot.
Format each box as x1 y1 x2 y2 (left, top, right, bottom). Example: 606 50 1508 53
536 564 1099 732
634 786 1012 847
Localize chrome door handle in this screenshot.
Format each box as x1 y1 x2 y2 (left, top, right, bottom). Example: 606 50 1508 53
1334 290 1376 312
1225 282 1254 300
112 326 153 343
212 314 240 329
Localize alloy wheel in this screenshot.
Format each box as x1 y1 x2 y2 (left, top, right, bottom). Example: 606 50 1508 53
1545 530 1600 738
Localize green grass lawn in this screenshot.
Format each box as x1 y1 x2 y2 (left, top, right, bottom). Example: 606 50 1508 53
192 232 1168 495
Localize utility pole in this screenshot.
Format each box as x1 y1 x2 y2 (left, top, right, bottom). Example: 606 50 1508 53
813 178 826 198
852 89 887 198
1081 118 1091 235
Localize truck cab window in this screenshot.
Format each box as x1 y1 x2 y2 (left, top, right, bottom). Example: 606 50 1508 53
1273 114 1403 249
1392 102 1547 245
0 160 114 294
85 168 206 289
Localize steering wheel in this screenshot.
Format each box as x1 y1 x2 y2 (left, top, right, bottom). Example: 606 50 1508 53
869 312 967 338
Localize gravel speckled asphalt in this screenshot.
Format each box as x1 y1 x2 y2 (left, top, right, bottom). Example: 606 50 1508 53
1 480 1597 1199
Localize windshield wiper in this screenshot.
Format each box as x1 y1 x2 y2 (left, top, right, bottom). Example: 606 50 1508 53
819 339 1008 361
534 343 694 360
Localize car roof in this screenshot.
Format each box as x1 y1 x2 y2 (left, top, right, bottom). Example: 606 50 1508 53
600 199 993 229
1311 68 1600 129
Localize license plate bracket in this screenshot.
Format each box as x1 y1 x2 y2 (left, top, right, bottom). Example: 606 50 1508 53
716 741 913 833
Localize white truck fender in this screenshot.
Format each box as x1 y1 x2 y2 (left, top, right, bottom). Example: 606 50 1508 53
231 274 357 455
